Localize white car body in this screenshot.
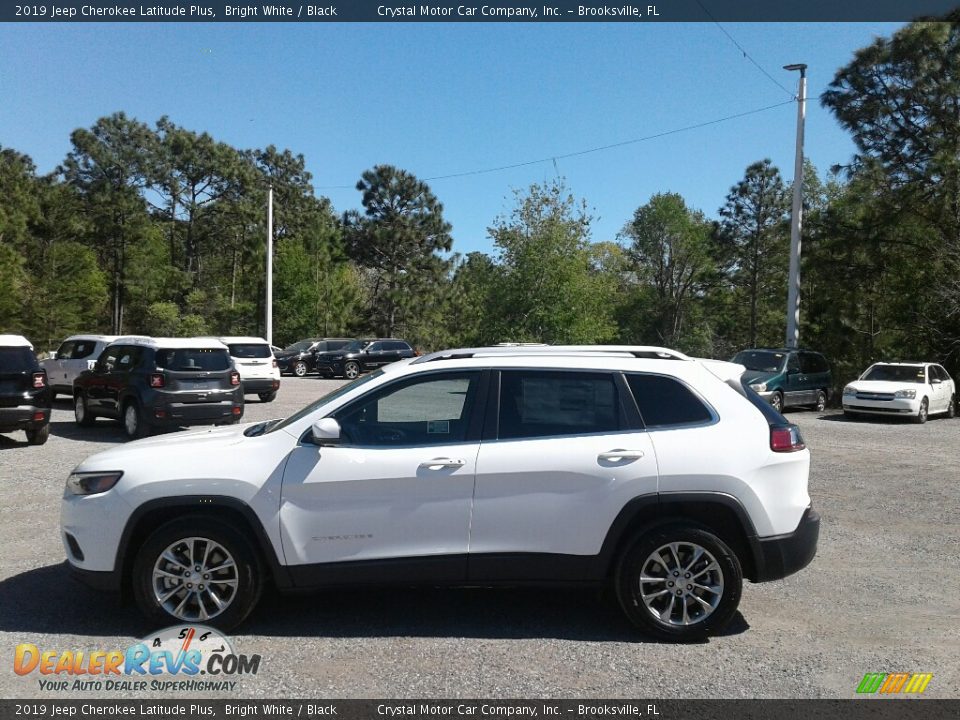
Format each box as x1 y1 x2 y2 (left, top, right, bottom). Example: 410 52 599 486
61 346 818 637
842 362 955 420
41 335 118 397
217 336 281 399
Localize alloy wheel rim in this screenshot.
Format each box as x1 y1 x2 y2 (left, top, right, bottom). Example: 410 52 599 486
125 406 138 436
345 364 359 379
920 401 928 420
151 537 239 621
295 363 306 377
817 393 826 411
75 397 85 422
638 541 724 627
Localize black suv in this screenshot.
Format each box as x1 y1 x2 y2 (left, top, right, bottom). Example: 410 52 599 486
314 338 416 379
0 335 51 445
73 337 244 439
275 338 355 377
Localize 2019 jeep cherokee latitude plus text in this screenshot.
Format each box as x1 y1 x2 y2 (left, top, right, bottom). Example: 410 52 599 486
61 345 819 640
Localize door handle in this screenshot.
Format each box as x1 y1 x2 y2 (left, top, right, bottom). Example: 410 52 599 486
419 458 467 470
598 449 645 462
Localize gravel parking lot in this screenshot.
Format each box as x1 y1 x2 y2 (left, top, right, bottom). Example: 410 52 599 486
1 378 958 699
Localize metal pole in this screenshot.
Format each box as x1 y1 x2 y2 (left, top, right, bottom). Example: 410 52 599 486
266 186 273 345
784 64 807 349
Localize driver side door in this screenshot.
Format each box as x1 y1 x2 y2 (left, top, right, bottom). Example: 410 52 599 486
279 370 487 586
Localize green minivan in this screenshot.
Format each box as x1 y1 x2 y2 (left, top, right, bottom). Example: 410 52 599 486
732 348 832 412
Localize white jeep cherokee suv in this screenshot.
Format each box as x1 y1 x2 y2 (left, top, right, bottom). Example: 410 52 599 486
61 346 819 641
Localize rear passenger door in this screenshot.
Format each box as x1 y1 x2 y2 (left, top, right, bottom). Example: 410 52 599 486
470 369 658 578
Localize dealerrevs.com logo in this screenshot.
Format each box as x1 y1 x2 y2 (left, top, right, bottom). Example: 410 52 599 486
856 673 933 695
14 625 260 693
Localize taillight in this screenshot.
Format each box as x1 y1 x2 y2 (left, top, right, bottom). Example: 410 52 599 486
230 371 240 386
770 424 805 452
149 373 165 388
32 372 46 389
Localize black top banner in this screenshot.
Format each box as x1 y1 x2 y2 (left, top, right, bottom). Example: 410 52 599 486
4 0 960 23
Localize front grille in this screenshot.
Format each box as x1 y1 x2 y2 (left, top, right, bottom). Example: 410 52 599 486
856 392 894 401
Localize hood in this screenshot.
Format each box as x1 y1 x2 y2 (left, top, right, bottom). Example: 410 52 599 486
741 370 779 385
846 380 921 393
73 423 251 472
275 350 303 359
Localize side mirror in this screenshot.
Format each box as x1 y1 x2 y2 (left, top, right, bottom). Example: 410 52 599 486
931 377 942 385
48 351 58 360
311 418 341 446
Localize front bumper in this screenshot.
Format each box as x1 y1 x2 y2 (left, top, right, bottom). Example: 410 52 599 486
752 507 820 582
842 397 919 415
0 405 50 432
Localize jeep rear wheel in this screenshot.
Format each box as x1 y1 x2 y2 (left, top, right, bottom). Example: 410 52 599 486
132 516 262 630
615 525 742 642
293 361 308 377
258 391 277 403
123 401 150 439
26 424 50 445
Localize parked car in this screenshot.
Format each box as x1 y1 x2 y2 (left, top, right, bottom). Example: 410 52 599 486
73 336 244 439
842 362 955 423
275 338 355 377
0 334 51 445
218 336 281 403
733 348 832 413
62 344 818 640
41 335 118 398
314 338 416 379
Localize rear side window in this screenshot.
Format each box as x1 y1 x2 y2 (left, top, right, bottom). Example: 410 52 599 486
499 371 620 440
800 353 829 374
228 344 271 359
0 347 38 372
155 348 231 371
626 374 713 428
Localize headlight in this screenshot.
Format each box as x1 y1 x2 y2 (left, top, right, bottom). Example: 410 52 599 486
66 471 123 496
749 382 767 392
842 386 856 396
894 389 916 399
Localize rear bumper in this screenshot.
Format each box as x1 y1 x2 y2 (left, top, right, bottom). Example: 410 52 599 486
149 400 242 427
752 507 820 582
242 378 280 393
0 405 50 431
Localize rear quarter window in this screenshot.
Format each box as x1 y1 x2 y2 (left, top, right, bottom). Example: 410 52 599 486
626 374 714 428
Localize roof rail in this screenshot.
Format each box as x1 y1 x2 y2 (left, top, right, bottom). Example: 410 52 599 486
412 345 690 364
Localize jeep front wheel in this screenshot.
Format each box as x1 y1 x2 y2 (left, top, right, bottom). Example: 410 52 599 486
615 525 742 641
132 516 262 630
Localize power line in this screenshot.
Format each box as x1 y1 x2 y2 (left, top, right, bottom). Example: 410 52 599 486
315 99 795 189
694 0 797 99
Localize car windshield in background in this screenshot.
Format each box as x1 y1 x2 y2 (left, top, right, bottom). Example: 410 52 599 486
0 347 37 372
264 369 384 434
155 348 231 371
284 341 313 353
862 364 925 383
228 344 271 359
733 351 785 373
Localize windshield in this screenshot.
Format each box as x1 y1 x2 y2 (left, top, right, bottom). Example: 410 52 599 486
862 364 926 383
264 369 385 434
732 351 785 373
228 343 271 359
283 341 314 353
155 348 231 371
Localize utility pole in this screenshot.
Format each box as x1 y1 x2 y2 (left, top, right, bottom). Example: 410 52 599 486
784 63 807 349
266 186 273 345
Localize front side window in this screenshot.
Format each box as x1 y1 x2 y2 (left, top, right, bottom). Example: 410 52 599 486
498 371 619 440
98 348 121 372
335 372 481 446
626 374 714 428
71 341 97 360
366 342 384 353
155 348 231 371
56 341 76 360
936 366 952 382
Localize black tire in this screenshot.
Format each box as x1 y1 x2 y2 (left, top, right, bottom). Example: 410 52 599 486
946 395 956 419
343 361 360 380
74 393 95 427
258 391 277 403
122 400 150 439
812 390 827 412
132 515 263 631
615 524 742 642
769 391 784 413
913 397 929 424
293 361 308 377
26 424 50 445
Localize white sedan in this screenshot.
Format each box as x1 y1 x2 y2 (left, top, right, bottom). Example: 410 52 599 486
842 362 956 423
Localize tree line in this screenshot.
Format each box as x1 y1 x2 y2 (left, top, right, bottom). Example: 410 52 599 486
2 17 960 391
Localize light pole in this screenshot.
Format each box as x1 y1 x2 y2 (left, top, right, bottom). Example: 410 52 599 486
784 63 806 350
266 186 273 345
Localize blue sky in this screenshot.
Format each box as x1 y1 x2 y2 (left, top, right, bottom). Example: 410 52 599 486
0 21 901 256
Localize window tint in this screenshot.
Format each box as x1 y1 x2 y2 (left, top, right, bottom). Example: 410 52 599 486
57 341 76 360
937 366 952 381
72 341 97 360
0 347 38 372
786 354 800 373
155 348 231 371
366 342 384 353
99 348 121 372
800 353 828 374
228 343 271 359
117 347 139 370
626 374 714 428
498 371 619 440
335 372 480 446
